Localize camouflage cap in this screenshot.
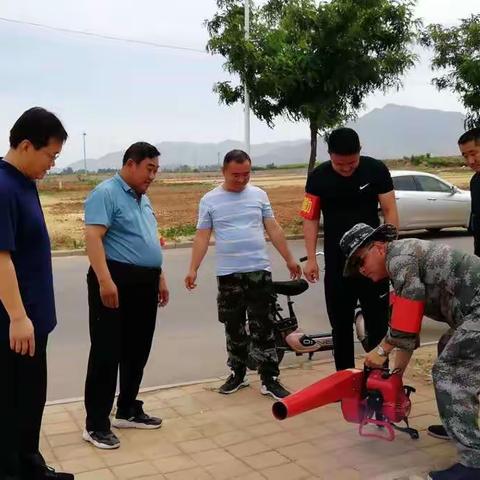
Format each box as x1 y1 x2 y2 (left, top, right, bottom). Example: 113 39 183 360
340 223 398 276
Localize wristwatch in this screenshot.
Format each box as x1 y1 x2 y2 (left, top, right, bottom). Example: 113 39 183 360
376 345 388 357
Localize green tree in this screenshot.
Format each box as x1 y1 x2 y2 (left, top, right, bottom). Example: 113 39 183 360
206 0 418 172
423 15 480 128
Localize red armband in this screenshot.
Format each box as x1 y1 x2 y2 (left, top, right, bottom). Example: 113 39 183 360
390 295 425 334
300 193 321 220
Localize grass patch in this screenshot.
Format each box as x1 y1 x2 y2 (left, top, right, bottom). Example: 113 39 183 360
283 218 303 235
387 155 464 169
50 232 85 250
160 224 197 241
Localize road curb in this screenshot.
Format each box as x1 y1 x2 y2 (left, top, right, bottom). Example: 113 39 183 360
45 359 329 406
50 229 470 258
51 233 320 257
46 342 438 406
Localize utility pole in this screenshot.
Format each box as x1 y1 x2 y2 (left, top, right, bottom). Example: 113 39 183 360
244 0 250 154
82 132 87 173
217 151 221 169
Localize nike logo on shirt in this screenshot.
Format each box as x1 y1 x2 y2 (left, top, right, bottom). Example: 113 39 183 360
359 183 370 191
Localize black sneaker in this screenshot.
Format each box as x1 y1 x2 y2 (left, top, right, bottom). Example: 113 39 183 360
427 424 449 440
113 400 162 430
82 429 120 449
33 465 74 480
218 372 249 394
261 378 290 400
19 454 74 480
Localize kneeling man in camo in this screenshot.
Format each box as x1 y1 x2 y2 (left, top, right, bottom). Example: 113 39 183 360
340 222 480 480
185 149 301 400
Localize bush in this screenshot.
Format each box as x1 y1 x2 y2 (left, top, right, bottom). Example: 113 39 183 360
407 154 463 168
159 224 197 241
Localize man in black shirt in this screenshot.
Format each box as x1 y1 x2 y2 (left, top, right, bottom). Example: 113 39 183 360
301 128 398 370
459 128 480 256
0 108 73 479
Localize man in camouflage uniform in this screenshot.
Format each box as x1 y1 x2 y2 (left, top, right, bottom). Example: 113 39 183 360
427 128 480 442
184 149 301 400
340 222 480 480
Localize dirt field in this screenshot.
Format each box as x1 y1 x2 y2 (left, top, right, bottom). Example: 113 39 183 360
39 167 472 250
39 174 307 249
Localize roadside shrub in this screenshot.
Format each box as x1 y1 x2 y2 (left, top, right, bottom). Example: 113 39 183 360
159 224 197 241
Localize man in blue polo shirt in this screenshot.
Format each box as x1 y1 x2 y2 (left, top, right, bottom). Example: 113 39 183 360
82 142 169 450
0 107 73 479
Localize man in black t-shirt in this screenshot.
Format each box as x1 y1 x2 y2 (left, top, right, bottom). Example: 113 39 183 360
300 128 398 370
459 128 480 256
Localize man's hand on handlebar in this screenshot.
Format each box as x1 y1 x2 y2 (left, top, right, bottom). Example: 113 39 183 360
286 259 302 280
303 259 319 283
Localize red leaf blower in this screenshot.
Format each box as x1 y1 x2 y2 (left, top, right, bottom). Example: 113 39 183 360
272 367 418 441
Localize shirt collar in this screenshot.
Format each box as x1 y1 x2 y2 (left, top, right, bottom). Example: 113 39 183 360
0 158 35 186
114 173 145 203
114 173 135 193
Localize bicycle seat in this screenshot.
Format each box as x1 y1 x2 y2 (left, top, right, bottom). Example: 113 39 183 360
273 279 309 296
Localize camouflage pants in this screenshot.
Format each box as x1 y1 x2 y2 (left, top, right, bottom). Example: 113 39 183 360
217 270 279 380
437 328 454 356
432 320 480 467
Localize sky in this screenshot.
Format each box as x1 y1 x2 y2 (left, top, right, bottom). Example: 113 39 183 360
0 0 479 167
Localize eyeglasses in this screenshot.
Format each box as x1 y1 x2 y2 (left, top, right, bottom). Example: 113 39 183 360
41 150 60 161
351 243 375 271
27 141 60 161
38 148 60 163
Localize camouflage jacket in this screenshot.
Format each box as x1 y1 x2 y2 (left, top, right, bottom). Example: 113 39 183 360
385 238 480 350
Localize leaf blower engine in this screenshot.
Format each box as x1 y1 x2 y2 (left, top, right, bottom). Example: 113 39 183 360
272 368 419 441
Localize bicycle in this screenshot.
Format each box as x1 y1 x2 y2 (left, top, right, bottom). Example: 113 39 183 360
270 250 370 365
270 285 368 364
246 251 374 369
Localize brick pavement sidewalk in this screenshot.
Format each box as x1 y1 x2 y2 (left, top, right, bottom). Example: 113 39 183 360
40 346 456 480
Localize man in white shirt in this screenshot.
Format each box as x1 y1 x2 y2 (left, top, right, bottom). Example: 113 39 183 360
185 149 301 400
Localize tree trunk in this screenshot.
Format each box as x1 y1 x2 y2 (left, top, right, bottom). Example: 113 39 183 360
308 119 318 173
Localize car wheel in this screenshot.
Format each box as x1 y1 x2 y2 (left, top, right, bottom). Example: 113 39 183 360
426 228 442 234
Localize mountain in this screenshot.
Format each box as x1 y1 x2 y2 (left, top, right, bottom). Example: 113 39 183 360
65 104 466 171
349 104 465 158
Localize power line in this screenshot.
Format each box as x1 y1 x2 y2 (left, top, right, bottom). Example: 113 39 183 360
0 16 206 54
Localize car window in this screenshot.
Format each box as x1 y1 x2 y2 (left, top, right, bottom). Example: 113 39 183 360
392 175 417 191
414 175 452 193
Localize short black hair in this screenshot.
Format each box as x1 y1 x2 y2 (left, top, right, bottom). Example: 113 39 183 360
327 128 361 155
122 142 160 166
458 128 480 145
223 149 251 166
9 107 68 149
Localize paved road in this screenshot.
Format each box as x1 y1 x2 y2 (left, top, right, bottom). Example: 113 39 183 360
48 231 472 401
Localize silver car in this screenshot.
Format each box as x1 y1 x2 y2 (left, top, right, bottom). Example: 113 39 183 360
390 170 471 232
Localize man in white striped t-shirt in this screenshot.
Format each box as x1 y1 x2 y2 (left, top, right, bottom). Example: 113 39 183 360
185 149 301 400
